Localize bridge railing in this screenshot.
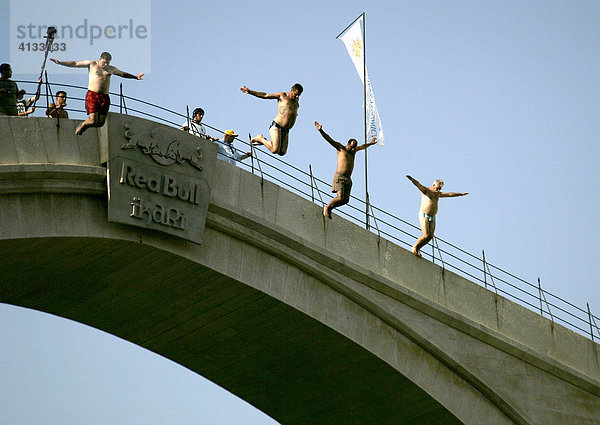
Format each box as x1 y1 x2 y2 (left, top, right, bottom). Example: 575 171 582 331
13 79 600 343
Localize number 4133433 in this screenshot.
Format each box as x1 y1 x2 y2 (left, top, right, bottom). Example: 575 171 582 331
18 42 66 52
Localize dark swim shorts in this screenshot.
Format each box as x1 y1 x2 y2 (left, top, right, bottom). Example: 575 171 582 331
269 120 289 139
85 90 111 115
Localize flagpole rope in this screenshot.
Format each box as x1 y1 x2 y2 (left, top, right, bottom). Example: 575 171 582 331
335 13 363 39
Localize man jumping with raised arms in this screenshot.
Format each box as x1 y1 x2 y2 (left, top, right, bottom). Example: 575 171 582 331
50 52 144 135
406 175 469 257
315 121 377 219
240 83 302 156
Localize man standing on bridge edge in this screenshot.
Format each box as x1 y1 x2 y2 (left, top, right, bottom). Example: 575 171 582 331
50 52 144 135
406 175 468 257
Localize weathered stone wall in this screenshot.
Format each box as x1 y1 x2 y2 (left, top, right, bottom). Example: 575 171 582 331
1 114 599 424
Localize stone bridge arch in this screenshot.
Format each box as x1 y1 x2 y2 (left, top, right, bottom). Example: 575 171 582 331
1 114 598 424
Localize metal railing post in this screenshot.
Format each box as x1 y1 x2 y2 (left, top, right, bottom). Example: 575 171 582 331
537 277 554 326
482 250 488 289
120 84 128 115
247 136 264 184
482 251 498 296
433 237 445 273
186 105 190 131
538 278 544 316
249 133 255 175
365 191 371 230
588 303 597 341
309 164 315 203
308 169 325 208
367 201 380 238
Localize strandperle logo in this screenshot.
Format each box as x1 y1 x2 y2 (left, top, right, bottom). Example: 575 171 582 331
15 19 148 45
10 0 151 73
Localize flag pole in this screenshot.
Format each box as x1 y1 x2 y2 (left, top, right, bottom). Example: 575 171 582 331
362 12 369 230
337 12 370 230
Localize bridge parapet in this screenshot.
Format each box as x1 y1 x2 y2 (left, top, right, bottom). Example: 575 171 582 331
1 113 599 424
0 115 101 166
210 155 600 385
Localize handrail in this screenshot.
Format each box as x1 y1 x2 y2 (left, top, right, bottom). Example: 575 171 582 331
10 79 600 343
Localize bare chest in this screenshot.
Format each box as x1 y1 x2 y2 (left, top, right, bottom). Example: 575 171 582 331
278 98 299 114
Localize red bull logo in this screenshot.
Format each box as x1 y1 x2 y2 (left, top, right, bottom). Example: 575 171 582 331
121 125 204 170
119 162 202 205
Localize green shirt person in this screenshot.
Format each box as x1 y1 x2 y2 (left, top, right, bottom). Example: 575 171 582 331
0 63 19 116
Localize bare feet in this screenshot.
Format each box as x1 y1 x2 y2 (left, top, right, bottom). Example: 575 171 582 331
251 134 264 145
323 205 332 219
411 246 422 257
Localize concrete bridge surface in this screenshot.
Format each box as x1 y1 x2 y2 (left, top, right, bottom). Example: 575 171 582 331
1 114 599 424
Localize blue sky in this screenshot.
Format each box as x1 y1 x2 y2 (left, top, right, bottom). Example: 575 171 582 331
1 1 599 423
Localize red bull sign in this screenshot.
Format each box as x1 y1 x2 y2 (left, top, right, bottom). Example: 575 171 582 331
103 113 216 244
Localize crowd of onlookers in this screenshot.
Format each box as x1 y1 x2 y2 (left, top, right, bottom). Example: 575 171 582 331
0 63 69 119
180 107 251 166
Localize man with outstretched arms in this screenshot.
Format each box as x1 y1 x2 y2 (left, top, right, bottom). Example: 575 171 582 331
315 121 377 219
406 175 469 257
50 52 144 135
240 83 302 156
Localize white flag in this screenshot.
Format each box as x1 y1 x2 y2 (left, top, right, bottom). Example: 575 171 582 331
366 74 384 145
339 16 384 145
340 16 366 84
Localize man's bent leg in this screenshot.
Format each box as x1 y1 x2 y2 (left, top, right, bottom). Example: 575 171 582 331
412 216 434 256
324 191 349 219
96 113 107 127
277 132 289 156
251 125 282 154
324 191 342 219
75 112 99 135
75 112 107 135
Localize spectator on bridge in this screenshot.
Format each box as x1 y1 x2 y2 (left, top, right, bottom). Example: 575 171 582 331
181 107 217 141
46 90 69 118
215 129 251 166
50 52 144 135
17 78 42 117
406 175 469 257
0 63 19 116
315 121 377 219
240 83 303 156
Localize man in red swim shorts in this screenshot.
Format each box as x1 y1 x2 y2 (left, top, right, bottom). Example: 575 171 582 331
85 90 110 115
50 52 144 135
